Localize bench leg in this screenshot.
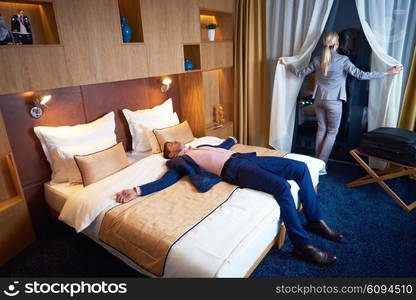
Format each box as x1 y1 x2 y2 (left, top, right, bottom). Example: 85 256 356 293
275 224 286 249
347 149 416 212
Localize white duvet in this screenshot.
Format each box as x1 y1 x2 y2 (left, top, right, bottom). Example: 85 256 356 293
58 136 325 277
59 136 325 234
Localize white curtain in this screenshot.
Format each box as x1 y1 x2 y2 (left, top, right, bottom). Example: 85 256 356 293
267 0 334 152
355 0 416 131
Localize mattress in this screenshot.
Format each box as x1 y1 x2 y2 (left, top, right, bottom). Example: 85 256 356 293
44 137 325 277
46 179 299 278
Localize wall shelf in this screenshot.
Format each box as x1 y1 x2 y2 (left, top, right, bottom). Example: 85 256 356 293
117 0 144 43
200 9 233 42
0 0 60 46
183 44 201 72
201 40 233 44
184 69 201 73
121 42 145 45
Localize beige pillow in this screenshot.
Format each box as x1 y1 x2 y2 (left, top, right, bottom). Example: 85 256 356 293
153 121 195 153
74 143 130 186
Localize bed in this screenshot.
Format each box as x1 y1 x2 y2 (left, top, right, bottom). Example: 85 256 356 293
44 136 325 278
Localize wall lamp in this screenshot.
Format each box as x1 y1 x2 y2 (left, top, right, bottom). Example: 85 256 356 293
160 78 172 93
30 94 52 119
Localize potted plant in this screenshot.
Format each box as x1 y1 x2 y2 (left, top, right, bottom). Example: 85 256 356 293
205 23 219 41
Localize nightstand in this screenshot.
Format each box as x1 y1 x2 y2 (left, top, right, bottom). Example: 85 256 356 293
205 120 234 139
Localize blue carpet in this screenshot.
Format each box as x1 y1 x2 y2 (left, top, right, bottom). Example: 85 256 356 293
251 161 416 277
1 161 415 277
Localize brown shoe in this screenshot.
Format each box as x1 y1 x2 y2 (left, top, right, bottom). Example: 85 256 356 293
306 220 343 242
293 244 336 265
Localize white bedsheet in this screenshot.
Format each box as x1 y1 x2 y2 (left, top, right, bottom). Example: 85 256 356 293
52 136 324 277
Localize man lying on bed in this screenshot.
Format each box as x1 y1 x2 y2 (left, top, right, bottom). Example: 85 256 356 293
116 137 343 265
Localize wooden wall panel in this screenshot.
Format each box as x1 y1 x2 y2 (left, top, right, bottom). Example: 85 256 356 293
140 0 184 76
144 76 182 119
0 113 11 157
201 41 233 71
202 70 220 125
0 157 16 202
0 76 181 227
0 47 28 94
0 45 70 95
119 44 149 80
21 46 72 91
202 68 234 125
81 75 181 151
0 87 85 187
218 68 234 122
179 0 200 44
178 72 205 137
55 0 125 86
0 113 15 203
0 0 235 227
199 0 234 12
0 0 234 96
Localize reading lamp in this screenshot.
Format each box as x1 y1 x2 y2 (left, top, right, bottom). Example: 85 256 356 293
30 94 52 119
161 78 172 93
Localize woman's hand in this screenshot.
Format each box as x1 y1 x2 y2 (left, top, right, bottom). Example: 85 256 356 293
384 65 403 75
115 188 140 203
278 57 287 67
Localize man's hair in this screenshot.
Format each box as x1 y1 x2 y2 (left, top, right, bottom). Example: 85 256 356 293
163 142 171 159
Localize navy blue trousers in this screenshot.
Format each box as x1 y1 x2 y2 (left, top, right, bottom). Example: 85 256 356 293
221 153 323 247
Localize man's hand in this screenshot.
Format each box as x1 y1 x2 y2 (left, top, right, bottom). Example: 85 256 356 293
115 188 140 203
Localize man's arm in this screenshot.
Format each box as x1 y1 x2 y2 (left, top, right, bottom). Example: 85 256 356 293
116 168 183 203
198 137 237 150
138 168 183 196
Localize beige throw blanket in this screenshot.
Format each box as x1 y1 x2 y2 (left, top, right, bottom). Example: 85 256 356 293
99 144 287 276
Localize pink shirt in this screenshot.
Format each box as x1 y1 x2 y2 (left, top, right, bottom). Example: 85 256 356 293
184 146 235 176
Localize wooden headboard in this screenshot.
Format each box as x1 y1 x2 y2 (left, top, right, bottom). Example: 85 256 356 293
0 76 181 228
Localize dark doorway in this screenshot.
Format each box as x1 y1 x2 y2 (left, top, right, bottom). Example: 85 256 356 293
292 0 372 163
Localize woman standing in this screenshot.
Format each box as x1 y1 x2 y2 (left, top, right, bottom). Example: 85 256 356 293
279 32 402 168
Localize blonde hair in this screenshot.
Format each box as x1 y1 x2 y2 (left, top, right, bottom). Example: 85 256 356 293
321 32 339 76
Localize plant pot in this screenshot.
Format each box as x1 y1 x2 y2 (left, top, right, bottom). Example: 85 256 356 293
208 29 216 41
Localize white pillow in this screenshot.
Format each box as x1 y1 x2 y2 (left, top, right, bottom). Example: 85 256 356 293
123 98 173 119
122 99 173 151
57 137 117 184
130 113 180 153
34 112 117 184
